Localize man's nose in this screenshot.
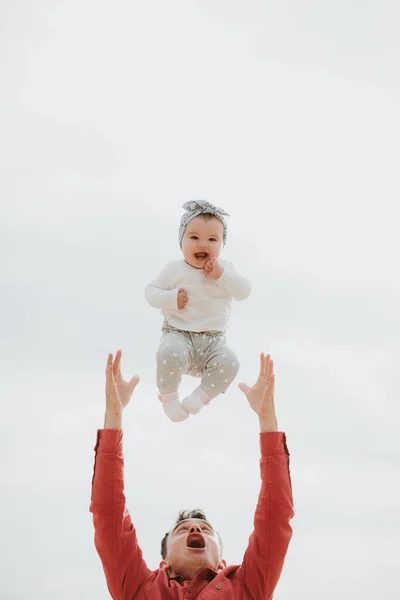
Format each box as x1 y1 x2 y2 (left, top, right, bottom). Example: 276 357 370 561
189 524 202 533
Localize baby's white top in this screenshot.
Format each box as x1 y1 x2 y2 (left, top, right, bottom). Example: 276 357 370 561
145 259 251 333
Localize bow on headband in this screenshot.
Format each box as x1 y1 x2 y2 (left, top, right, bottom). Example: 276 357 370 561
179 200 230 248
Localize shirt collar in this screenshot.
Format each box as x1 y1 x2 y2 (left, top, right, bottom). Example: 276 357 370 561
169 568 217 585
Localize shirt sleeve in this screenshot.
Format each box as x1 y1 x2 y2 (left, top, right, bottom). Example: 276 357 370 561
90 430 153 600
214 261 251 301
144 263 181 310
239 432 294 600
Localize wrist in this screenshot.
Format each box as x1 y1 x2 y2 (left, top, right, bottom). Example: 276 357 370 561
258 414 278 433
215 267 224 280
104 411 122 430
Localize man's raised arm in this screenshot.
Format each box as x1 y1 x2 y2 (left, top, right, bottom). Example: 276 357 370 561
90 351 152 600
238 354 294 599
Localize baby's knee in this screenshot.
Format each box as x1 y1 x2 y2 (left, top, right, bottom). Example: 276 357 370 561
202 348 239 398
207 349 239 386
219 348 240 377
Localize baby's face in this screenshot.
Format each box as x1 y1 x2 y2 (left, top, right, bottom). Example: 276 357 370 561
181 215 224 269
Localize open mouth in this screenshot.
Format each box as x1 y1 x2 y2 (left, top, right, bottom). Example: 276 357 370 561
186 533 206 549
194 252 208 260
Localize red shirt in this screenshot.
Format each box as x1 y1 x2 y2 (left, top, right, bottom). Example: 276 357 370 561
90 430 294 600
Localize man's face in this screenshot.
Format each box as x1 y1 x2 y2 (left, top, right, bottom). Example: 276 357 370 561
181 216 224 269
160 518 225 578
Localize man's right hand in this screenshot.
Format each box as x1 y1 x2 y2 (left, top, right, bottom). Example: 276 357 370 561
177 288 188 310
104 350 140 429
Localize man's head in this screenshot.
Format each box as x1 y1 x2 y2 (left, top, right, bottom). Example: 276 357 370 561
160 509 226 579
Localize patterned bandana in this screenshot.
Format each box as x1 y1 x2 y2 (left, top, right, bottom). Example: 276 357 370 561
179 200 230 248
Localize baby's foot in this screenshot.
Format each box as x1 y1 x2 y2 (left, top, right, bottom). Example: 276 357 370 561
181 387 211 415
159 391 189 422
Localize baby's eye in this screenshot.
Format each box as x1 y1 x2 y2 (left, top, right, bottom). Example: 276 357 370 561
190 236 198 240
209 238 217 242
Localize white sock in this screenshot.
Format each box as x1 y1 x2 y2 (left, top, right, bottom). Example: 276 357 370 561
159 391 189 422
181 387 211 415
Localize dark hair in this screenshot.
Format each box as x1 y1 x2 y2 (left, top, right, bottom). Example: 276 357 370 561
160 509 223 559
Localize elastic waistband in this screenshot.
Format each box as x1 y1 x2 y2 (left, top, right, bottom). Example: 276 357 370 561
162 319 223 336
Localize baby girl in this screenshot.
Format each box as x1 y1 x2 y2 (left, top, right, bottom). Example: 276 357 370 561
145 200 251 422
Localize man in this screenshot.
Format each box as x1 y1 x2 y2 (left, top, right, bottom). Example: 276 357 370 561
90 350 294 599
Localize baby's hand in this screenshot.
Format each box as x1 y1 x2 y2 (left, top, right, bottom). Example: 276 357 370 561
204 258 224 280
177 288 188 310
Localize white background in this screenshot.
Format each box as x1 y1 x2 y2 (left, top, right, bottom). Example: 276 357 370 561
1 1 399 598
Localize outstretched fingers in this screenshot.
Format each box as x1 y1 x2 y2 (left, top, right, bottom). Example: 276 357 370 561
257 354 275 396
105 353 115 396
259 353 264 378
258 353 271 379
268 372 275 389
129 375 140 392
106 353 115 381
113 349 122 381
105 351 123 383
238 382 250 395
267 357 274 382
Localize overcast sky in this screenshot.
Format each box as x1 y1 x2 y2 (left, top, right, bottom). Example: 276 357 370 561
1 1 400 598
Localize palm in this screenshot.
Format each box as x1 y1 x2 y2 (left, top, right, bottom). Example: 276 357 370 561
238 353 275 419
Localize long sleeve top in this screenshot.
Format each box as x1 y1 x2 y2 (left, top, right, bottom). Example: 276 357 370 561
90 430 294 600
144 259 251 333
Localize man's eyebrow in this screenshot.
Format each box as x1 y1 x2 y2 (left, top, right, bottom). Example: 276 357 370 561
172 520 214 533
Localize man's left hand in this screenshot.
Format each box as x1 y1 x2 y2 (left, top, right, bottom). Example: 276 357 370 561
238 353 278 432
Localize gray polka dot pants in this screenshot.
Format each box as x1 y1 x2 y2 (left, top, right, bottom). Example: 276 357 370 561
156 324 240 400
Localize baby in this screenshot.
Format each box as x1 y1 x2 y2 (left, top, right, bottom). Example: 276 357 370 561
145 200 251 422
